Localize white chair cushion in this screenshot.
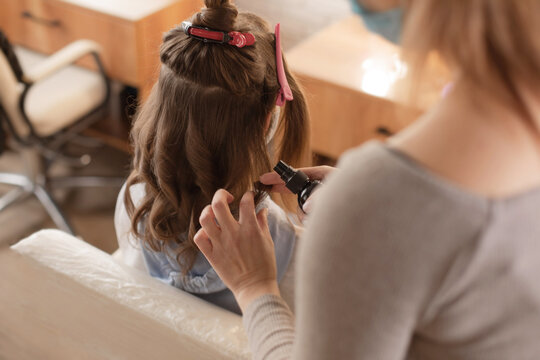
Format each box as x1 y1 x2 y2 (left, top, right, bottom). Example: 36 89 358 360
14 47 107 137
10 229 250 359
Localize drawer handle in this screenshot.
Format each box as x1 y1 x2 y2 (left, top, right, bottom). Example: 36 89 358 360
376 126 394 137
21 11 61 27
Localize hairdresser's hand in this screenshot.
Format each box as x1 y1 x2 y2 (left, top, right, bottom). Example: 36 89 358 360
194 189 280 312
260 165 335 215
260 165 335 194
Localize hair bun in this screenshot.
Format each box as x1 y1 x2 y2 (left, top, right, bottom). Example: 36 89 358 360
193 0 238 32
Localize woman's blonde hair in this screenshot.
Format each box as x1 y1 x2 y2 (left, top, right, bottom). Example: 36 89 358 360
402 0 540 121
125 0 310 272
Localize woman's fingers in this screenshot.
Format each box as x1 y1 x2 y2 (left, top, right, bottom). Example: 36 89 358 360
211 189 237 230
298 166 335 181
239 191 257 225
195 189 279 313
260 166 336 194
239 192 270 237
256 207 269 232
271 184 290 193
260 171 284 186
194 228 213 258
199 205 221 240
260 172 291 194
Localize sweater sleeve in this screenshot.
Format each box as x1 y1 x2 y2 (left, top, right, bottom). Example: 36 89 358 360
243 294 295 360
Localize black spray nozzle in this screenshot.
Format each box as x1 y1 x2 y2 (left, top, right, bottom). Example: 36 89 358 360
273 160 309 195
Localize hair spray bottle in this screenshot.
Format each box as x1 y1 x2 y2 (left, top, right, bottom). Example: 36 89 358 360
274 160 321 213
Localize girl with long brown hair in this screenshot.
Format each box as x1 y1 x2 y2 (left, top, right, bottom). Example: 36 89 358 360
114 0 309 314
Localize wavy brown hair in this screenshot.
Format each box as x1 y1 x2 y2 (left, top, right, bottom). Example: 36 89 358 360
124 0 310 272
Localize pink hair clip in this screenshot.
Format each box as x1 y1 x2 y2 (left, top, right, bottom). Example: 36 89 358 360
275 23 293 106
228 31 255 48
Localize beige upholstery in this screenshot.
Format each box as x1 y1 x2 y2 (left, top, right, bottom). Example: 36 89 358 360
13 43 107 136
0 230 250 359
0 48 24 133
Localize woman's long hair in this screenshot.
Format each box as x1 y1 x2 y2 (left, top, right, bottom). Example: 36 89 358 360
401 0 540 125
124 0 310 272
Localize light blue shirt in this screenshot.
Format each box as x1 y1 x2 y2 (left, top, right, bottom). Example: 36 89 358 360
349 0 403 44
115 183 296 314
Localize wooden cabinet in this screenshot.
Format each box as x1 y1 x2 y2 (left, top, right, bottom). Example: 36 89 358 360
287 16 448 159
0 0 202 98
294 73 421 159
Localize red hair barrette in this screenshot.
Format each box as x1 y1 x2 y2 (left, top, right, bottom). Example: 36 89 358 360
181 21 255 48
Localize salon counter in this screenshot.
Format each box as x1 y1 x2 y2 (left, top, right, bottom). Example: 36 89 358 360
287 16 448 159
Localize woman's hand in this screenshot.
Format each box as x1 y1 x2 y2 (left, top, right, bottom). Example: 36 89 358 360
260 165 335 215
259 165 336 194
194 189 280 312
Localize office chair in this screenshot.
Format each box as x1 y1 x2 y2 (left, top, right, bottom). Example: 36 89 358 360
0 30 124 235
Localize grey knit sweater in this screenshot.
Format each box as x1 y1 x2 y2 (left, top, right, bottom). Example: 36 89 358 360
243 141 540 360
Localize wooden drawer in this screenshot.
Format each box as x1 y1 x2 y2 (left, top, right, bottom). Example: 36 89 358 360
297 74 420 159
0 0 201 93
0 0 138 85
287 16 447 159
